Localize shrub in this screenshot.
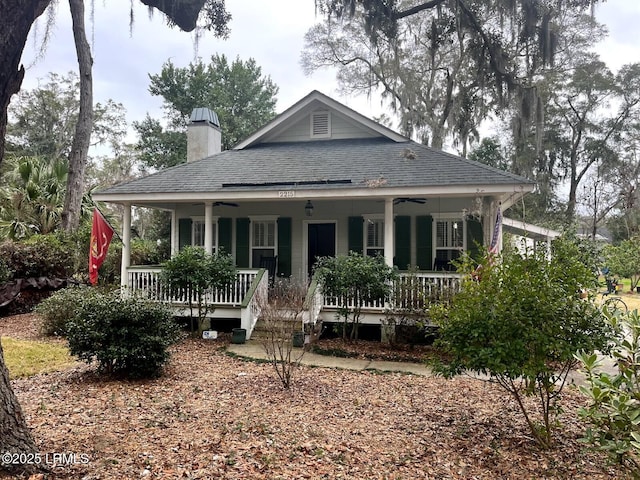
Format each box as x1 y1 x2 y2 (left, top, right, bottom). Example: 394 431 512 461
66 290 180 378
35 286 89 336
257 278 307 389
431 236 611 449
314 252 397 340
161 246 237 334
603 238 640 292
577 308 640 474
0 234 75 279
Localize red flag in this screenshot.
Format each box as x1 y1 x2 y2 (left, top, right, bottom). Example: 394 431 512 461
89 208 114 285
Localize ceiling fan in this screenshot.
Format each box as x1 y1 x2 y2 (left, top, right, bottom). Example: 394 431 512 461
213 201 239 207
394 197 427 205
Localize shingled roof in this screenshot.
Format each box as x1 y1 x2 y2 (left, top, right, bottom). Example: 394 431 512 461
96 137 533 196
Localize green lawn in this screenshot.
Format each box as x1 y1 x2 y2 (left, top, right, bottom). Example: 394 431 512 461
2 337 76 379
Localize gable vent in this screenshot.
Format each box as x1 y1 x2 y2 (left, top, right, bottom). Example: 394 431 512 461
310 111 331 138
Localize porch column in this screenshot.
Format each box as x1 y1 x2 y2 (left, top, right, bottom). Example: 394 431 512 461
120 203 131 290
384 198 394 267
204 201 213 254
170 209 178 256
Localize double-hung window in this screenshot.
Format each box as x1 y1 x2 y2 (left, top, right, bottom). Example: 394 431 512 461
192 218 217 253
365 217 384 257
251 217 277 267
434 218 464 267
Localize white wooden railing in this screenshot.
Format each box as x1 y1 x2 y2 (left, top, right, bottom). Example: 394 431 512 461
240 269 268 339
303 276 324 326
127 266 260 306
127 267 463 323
321 271 463 313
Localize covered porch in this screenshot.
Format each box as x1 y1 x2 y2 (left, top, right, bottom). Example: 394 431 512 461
126 265 464 339
111 189 518 287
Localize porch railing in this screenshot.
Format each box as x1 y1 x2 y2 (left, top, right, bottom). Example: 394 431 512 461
127 266 260 306
321 271 463 313
127 267 463 322
240 269 268 339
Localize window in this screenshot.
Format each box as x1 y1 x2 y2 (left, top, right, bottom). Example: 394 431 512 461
192 219 217 252
366 218 384 257
310 111 331 138
434 219 464 268
251 218 277 267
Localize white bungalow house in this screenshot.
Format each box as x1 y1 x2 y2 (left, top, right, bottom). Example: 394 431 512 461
92 91 535 338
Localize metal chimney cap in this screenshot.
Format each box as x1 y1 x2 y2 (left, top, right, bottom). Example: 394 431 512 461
190 108 220 127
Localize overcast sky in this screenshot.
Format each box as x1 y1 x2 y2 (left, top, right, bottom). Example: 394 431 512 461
18 0 640 143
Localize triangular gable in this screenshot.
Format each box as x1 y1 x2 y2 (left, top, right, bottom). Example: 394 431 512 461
233 90 406 149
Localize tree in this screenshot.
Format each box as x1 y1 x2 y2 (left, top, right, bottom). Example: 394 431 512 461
315 0 604 150
547 59 640 220
62 0 93 232
161 246 236 334
0 0 231 471
431 237 610 449
303 4 492 152
0 0 231 168
467 137 509 171
6 72 127 160
603 239 640 293
0 156 71 239
135 54 279 168
0 339 39 473
314 252 397 340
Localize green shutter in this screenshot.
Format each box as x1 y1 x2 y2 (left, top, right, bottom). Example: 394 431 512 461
277 217 292 277
467 217 484 260
394 216 411 270
178 218 192 250
235 218 250 268
348 216 364 254
416 215 433 270
218 217 232 254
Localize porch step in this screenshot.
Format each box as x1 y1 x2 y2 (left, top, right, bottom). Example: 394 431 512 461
250 317 302 341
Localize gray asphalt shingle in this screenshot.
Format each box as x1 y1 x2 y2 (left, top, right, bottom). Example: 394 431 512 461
96 138 533 195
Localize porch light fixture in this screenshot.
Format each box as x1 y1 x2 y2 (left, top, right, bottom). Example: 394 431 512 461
305 200 314 217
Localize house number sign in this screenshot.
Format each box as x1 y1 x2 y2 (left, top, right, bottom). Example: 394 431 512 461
278 191 295 198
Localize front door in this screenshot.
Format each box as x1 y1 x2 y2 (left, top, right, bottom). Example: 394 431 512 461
308 223 336 276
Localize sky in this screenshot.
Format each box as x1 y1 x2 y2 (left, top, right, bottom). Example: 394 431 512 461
17 0 640 146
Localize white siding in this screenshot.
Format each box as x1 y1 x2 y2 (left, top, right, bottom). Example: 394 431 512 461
265 111 378 143
175 198 469 280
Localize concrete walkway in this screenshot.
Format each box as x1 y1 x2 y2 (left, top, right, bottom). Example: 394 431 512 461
226 341 432 376
226 341 617 386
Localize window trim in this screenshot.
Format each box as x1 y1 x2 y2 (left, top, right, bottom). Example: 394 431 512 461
249 216 278 267
363 214 385 257
191 216 219 252
432 215 466 262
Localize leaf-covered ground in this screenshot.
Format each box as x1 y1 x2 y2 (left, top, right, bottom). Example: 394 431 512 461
0 314 626 479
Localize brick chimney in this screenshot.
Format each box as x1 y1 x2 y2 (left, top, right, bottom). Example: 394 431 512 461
187 108 221 162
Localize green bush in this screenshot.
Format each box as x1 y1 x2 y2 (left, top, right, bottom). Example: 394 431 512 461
35 285 90 336
314 252 397 341
161 246 237 334
0 234 75 279
577 308 640 474
431 236 611 449
90 238 166 286
66 290 180 378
